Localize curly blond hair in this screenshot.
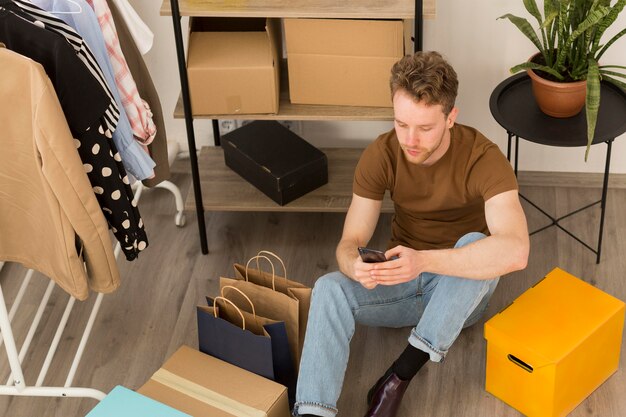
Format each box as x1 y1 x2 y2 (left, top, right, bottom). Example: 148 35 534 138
390 51 458 115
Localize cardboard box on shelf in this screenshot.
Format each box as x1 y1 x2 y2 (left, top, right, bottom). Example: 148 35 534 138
138 345 290 417
222 120 328 206
484 268 625 417
187 17 280 115
284 18 405 108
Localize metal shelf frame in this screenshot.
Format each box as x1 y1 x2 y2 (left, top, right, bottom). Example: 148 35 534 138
167 0 424 254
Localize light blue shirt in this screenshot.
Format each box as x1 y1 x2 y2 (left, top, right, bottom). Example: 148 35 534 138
32 0 155 180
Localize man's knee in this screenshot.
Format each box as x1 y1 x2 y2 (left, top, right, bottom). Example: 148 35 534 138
312 272 350 304
454 232 487 249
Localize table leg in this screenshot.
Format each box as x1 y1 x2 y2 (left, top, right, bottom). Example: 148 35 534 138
514 135 519 177
506 131 612 264
596 139 614 264
507 131 512 162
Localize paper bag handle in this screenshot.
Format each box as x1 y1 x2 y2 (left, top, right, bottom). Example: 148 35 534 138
245 255 277 291
220 285 256 317
213 296 245 330
257 250 287 280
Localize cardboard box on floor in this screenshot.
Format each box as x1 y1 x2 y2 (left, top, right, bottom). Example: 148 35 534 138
284 18 405 107
187 17 280 115
484 268 625 417
138 345 290 417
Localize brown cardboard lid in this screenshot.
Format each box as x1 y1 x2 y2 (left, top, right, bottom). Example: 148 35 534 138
188 32 272 69
284 18 403 57
485 268 625 363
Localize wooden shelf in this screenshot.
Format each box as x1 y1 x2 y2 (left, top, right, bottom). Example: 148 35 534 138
161 0 435 19
174 93 394 121
186 147 394 213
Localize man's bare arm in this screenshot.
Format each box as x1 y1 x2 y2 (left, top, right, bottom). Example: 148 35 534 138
336 194 382 288
371 190 529 283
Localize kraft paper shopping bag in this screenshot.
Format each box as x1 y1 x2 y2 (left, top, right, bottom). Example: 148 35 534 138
220 251 311 373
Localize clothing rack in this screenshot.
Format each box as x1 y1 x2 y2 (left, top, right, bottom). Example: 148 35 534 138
0 263 107 400
0 178 185 401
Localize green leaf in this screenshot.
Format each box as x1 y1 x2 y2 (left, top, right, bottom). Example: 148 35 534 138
541 11 559 29
523 0 549 54
557 6 611 69
558 1 568 51
523 0 544 25
599 65 626 70
596 27 626 59
541 10 559 62
603 75 626 90
510 61 565 80
600 69 626 78
499 14 545 53
591 0 626 53
544 0 559 20
585 59 601 162
572 59 590 79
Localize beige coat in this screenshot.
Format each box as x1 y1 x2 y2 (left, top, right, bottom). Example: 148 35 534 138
0 47 120 300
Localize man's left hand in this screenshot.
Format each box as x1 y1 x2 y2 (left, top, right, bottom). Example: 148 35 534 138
369 245 425 285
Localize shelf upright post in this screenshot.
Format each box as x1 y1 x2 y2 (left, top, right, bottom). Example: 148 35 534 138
415 0 423 52
212 120 221 146
169 0 209 254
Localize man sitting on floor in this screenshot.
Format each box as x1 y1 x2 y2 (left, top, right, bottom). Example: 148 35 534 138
293 51 529 417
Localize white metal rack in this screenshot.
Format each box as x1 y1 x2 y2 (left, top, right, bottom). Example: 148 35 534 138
0 176 185 402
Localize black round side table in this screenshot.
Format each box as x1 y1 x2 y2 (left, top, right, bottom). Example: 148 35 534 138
489 73 626 263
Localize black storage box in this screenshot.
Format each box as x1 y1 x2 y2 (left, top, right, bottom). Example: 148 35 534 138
222 121 328 205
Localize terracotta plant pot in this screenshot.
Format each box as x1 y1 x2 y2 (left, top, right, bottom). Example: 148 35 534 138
527 67 587 118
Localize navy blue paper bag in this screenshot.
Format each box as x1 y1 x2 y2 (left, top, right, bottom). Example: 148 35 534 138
197 294 296 406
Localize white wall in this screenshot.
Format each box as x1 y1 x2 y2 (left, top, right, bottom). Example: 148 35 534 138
132 0 626 173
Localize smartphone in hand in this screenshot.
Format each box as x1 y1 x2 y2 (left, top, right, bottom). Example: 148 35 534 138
358 247 388 263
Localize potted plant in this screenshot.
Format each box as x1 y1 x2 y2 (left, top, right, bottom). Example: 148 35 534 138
500 0 626 160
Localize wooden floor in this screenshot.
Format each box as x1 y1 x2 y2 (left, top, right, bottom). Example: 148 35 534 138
1 160 625 417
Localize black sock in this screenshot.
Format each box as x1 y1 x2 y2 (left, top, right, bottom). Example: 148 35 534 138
392 343 430 381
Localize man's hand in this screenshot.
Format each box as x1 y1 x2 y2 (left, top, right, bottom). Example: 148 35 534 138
352 256 380 289
336 194 383 289
369 245 424 285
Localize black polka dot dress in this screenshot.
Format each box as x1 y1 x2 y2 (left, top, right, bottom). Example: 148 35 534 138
78 121 148 260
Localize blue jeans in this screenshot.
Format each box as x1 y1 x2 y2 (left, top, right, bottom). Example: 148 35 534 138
294 232 499 417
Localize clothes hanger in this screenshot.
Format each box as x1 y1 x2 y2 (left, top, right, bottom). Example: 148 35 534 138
15 0 83 14
0 0 38 24
54 0 82 14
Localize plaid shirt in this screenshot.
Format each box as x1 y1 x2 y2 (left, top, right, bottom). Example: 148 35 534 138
87 0 157 145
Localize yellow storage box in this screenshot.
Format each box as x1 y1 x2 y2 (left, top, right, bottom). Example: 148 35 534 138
484 268 625 417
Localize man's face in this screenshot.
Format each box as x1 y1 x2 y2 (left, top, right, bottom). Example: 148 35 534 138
392 89 458 165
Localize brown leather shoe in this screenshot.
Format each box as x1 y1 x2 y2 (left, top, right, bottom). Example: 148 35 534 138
364 370 410 417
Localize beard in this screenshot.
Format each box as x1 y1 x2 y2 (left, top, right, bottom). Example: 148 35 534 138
401 146 435 164
399 129 446 165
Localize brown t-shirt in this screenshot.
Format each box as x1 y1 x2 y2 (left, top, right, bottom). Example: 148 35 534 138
353 124 518 250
